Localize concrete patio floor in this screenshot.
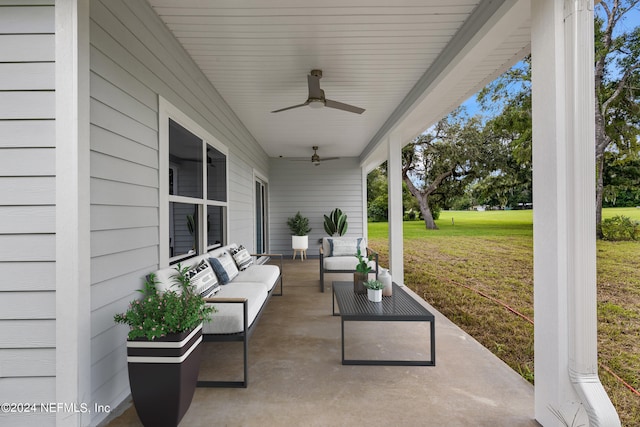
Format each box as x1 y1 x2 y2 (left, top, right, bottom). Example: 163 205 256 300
106 258 537 427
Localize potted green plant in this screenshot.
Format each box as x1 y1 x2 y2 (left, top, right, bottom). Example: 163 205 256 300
354 247 373 294
114 265 215 427
287 211 311 259
364 279 384 302
323 207 348 236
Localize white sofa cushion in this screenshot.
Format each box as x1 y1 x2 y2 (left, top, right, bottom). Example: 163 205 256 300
235 264 280 291
204 282 268 334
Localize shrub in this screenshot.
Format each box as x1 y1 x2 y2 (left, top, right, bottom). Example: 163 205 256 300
601 215 640 241
114 265 215 340
286 211 311 236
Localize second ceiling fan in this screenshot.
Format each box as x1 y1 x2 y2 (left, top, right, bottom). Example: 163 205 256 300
271 70 365 114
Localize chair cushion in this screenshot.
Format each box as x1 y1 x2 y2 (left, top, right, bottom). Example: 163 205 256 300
235 264 280 291
324 255 377 272
204 282 268 334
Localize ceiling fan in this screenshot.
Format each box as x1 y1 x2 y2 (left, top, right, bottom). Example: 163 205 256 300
287 146 339 166
309 146 339 166
271 70 365 114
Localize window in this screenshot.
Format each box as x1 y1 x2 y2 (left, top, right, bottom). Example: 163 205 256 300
159 99 228 265
255 176 268 256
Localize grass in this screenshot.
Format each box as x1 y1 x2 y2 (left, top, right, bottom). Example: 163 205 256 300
368 207 640 426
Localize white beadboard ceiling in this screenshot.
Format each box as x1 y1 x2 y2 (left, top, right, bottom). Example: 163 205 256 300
148 0 531 162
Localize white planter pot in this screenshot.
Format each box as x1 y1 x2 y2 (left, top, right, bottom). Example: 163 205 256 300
367 288 382 303
291 235 308 250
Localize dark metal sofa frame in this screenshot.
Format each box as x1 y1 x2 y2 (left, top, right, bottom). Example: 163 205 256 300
197 253 283 388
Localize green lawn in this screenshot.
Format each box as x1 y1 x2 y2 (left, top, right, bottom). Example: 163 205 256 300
367 207 640 426
369 207 640 239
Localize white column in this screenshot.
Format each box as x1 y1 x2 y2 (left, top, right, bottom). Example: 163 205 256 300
387 133 404 285
55 1 91 426
532 1 619 425
564 0 620 425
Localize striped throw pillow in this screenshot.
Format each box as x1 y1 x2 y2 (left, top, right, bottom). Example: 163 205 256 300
231 245 253 271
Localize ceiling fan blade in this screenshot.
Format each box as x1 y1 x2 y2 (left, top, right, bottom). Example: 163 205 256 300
307 73 323 99
271 101 310 113
321 157 340 161
325 99 365 114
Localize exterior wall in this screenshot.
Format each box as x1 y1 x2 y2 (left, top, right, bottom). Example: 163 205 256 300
269 157 365 257
0 3 56 426
88 1 269 424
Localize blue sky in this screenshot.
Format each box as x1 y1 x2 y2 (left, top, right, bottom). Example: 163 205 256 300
461 3 640 118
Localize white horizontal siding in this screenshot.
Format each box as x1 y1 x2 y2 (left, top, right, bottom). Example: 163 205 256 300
0 291 55 320
0 320 55 348
0 5 54 33
90 98 157 147
91 179 158 207
228 155 255 251
0 92 54 119
269 157 364 256
0 148 55 176
0 63 55 90
0 235 55 261
0 177 55 205
0 121 55 148
0 262 54 291
0 35 54 62
0 376 56 427
88 2 271 422
90 266 154 311
0 206 54 233
0 3 56 422
0 348 55 377
91 151 157 187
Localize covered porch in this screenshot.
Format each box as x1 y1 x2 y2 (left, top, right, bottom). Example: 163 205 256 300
107 259 536 426
3 0 616 425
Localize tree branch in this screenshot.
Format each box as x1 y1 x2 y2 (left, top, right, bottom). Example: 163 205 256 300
602 62 640 112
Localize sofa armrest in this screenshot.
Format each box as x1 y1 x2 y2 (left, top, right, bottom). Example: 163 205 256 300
204 297 248 304
250 253 283 258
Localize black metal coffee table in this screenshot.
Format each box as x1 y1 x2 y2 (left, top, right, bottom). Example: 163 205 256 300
332 281 436 366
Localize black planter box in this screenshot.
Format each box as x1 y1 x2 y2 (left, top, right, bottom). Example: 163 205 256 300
126 324 203 427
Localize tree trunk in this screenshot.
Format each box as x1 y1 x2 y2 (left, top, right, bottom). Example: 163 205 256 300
402 173 439 230
595 152 605 238
594 97 609 239
421 200 438 230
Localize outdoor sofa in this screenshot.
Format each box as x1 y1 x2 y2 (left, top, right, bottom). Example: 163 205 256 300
319 236 378 292
153 243 283 388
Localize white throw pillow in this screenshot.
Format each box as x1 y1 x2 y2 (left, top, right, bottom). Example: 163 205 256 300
330 237 363 256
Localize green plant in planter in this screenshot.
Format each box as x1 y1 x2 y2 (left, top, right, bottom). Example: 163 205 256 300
286 211 312 236
324 208 348 236
355 247 373 275
114 264 215 340
363 279 384 290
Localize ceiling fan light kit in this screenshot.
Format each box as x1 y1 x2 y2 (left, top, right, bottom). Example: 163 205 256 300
272 69 365 114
